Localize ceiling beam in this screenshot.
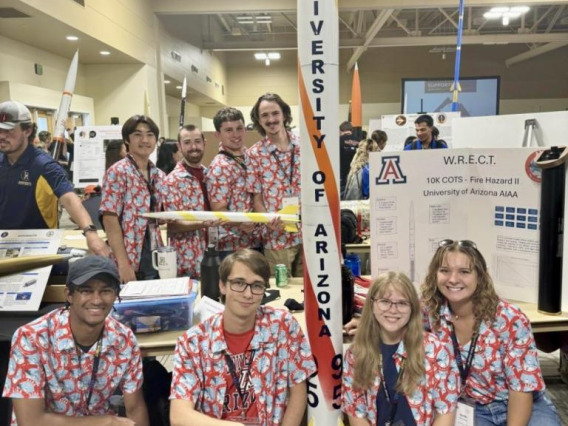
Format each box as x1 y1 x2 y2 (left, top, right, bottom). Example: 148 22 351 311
531 6 555 31
216 14 232 33
389 14 412 35
339 16 359 37
203 32 568 51
347 9 394 70
429 10 458 34
281 13 297 30
505 41 568 66
152 0 568 14
438 8 458 29
545 5 565 33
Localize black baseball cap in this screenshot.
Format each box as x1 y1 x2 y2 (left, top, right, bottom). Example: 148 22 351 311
67 256 120 289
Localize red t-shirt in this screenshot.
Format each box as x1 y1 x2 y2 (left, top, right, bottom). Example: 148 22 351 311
222 326 259 422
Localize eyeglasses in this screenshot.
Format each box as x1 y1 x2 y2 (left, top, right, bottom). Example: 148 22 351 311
373 298 412 313
227 279 266 295
438 239 477 249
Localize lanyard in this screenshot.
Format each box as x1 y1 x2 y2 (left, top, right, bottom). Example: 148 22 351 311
126 154 164 249
224 349 256 419
270 145 295 187
181 162 211 211
378 352 403 426
450 324 479 391
126 154 158 212
220 150 247 171
76 334 103 414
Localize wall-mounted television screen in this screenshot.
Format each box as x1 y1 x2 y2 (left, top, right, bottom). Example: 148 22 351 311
402 76 500 117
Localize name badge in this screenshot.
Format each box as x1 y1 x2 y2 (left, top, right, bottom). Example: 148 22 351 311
282 196 299 208
455 399 475 426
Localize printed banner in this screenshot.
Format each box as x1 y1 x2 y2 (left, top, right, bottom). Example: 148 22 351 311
370 148 543 303
298 0 343 424
0 229 62 311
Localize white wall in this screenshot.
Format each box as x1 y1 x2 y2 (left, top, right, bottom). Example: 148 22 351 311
0 35 89 95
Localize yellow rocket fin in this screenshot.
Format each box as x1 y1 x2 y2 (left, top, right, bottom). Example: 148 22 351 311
277 205 299 215
284 223 299 233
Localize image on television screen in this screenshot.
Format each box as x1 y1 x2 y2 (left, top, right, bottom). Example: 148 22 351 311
402 77 500 117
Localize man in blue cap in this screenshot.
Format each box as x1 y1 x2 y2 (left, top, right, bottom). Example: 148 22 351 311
3 256 149 425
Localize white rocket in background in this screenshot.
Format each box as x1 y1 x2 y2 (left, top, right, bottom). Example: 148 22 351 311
51 50 78 160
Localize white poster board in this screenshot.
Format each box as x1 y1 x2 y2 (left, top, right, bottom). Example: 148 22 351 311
0 229 62 311
451 111 568 149
369 148 543 303
73 125 122 188
370 112 460 152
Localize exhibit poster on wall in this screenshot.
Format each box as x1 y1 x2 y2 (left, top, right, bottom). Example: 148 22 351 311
73 125 122 188
369 148 544 303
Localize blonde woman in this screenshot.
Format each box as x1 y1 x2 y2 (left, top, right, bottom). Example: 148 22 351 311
342 130 386 200
342 272 459 426
421 240 560 426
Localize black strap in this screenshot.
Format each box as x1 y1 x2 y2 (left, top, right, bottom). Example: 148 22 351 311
450 324 479 391
378 353 403 425
224 349 256 418
181 162 211 211
219 150 247 171
76 333 104 414
126 154 158 212
270 145 295 187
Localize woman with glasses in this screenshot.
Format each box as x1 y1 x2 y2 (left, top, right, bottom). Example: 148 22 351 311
170 249 316 426
421 239 560 426
342 271 459 426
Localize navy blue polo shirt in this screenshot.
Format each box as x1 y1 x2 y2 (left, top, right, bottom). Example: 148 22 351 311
0 144 74 229
403 138 448 150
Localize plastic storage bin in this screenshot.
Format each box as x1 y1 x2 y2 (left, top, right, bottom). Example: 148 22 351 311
113 292 197 333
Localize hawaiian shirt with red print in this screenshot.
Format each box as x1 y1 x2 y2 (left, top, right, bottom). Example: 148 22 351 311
3 309 143 425
100 157 165 271
170 306 316 425
162 161 208 278
246 133 301 250
206 149 261 252
342 332 459 426
423 299 546 404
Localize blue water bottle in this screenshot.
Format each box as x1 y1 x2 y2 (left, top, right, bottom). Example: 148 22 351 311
344 253 361 277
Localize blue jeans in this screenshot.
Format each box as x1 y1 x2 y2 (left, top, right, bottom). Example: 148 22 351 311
475 391 560 426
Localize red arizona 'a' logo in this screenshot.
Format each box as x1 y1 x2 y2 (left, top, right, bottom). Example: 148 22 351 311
0 113 13 122
376 156 406 185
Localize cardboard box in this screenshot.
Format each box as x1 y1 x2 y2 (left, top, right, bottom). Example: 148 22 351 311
113 292 197 333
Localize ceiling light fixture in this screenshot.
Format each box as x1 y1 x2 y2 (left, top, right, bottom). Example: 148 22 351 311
66 35 79 41
99 50 111 56
236 14 272 24
254 52 281 66
483 6 530 26
164 80 171 84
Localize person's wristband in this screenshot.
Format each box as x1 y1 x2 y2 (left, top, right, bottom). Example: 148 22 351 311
82 225 98 236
